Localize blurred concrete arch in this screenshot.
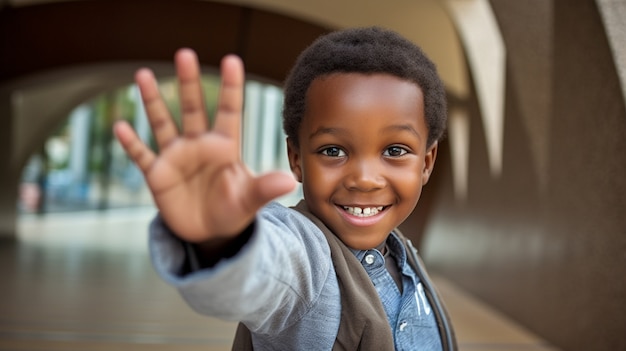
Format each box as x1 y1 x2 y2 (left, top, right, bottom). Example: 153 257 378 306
0 0 468 236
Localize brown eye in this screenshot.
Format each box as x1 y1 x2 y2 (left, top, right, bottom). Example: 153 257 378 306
321 147 346 157
384 146 408 157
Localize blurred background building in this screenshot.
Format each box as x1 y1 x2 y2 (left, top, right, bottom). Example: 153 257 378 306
0 0 624 350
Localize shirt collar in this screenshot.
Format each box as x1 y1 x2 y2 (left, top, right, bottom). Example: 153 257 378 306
349 231 408 269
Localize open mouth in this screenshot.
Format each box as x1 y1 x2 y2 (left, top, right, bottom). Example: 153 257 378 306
342 205 386 217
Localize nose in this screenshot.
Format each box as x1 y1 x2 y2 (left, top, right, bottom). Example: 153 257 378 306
345 158 386 191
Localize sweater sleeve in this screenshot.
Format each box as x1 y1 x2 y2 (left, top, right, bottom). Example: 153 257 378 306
148 202 333 334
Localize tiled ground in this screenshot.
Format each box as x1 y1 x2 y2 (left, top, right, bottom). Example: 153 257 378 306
0 208 559 350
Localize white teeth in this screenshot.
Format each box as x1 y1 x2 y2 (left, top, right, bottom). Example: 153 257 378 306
343 206 384 217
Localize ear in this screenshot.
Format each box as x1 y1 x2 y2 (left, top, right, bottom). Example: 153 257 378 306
422 141 438 185
287 137 303 183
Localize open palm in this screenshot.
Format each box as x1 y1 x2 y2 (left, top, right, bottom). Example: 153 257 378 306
114 49 296 243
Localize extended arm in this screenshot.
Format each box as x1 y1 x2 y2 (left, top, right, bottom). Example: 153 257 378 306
149 202 335 335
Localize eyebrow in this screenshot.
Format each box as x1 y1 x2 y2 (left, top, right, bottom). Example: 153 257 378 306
308 127 347 139
308 124 423 141
382 124 423 141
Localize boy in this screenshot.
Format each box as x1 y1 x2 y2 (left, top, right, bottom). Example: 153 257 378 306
114 27 456 350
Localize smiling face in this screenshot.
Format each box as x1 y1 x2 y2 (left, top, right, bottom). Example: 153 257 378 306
287 73 438 250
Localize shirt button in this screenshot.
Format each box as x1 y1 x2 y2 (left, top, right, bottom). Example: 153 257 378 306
364 254 375 265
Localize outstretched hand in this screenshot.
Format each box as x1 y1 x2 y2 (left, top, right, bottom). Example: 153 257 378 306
114 49 296 244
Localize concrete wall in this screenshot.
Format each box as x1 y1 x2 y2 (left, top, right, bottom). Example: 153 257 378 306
0 91 17 239
423 1 626 349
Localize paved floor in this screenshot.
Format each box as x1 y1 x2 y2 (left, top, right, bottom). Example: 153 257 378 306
0 208 559 350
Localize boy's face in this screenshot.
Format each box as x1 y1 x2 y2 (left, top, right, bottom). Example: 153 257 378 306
288 73 437 250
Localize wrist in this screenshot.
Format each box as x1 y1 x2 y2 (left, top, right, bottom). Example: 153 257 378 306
188 221 255 269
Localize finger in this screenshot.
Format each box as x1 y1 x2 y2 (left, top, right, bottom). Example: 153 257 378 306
135 68 179 150
249 171 297 209
176 48 208 137
113 121 156 174
213 55 244 151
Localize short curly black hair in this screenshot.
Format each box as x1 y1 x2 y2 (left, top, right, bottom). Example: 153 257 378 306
283 26 447 148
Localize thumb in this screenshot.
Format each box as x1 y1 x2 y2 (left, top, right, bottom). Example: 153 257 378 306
250 171 298 208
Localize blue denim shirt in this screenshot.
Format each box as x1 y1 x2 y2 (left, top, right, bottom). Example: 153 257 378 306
149 202 442 350
353 233 443 350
